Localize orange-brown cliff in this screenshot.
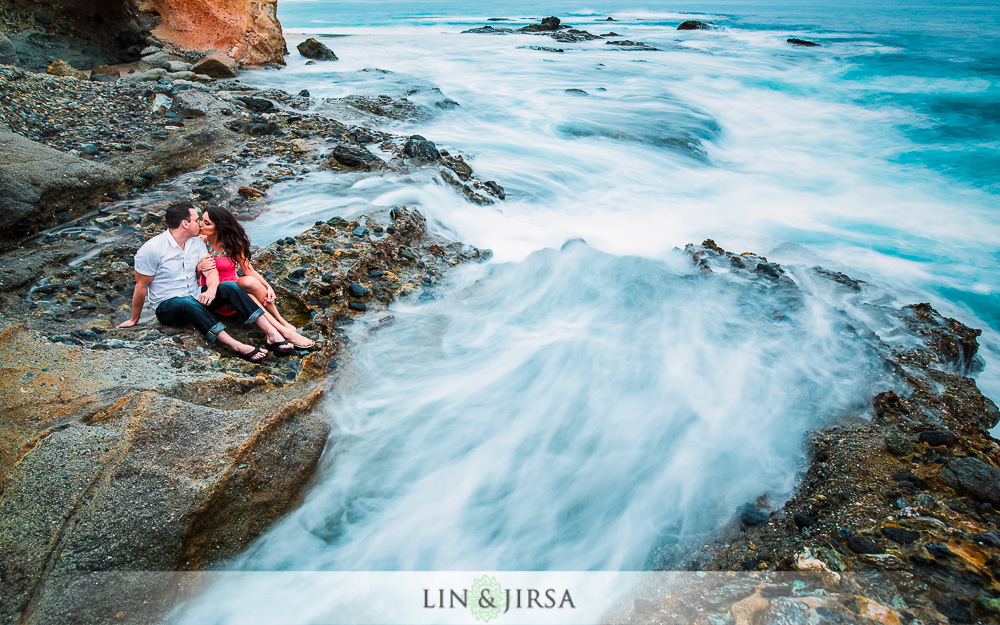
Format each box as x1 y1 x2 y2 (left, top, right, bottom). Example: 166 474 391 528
140 0 287 67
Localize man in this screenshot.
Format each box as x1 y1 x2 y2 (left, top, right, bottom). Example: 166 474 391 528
117 201 292 361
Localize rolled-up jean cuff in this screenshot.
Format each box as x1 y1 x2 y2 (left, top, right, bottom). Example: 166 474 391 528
245 308 264 325
206 321 227 342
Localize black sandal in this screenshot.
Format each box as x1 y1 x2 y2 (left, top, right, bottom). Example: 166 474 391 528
266 340 300 356
238 346 267 362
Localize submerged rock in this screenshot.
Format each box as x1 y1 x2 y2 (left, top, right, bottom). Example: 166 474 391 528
788 38 820 47
677 20 715 30
297 37 338 61
519 16 566 32
403 135 441 161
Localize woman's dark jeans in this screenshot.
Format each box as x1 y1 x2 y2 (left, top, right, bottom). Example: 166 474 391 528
154 282 264 342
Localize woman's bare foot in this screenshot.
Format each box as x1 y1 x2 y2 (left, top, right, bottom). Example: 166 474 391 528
278 324 315 348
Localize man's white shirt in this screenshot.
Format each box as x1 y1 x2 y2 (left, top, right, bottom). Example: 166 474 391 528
133 231 209 310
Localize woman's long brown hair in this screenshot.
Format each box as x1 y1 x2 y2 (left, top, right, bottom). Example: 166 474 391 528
206 205 252 263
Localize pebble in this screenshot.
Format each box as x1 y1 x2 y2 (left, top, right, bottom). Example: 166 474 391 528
83 144 98 154
347 283 368 298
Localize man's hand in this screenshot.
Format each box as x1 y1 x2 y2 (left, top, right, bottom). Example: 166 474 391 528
197 255 216 274
117 318 138 328
198 288 216 306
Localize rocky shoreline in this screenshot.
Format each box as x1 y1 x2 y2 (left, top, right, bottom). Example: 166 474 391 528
619 243 1000 625
0 32 495 623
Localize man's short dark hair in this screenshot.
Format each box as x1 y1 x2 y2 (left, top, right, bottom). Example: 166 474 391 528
164 202 196 229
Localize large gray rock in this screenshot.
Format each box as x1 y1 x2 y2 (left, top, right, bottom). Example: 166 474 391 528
0 32 18 66
0 130 119 237
171 89 233 118
938 457 1000 506
141 50 171 69
192 51 239 78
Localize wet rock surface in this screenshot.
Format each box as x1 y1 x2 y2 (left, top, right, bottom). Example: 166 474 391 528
621 241 1000 625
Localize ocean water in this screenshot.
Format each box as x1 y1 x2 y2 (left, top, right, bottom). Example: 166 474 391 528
174 1 999 621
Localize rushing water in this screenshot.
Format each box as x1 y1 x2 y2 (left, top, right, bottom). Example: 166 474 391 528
174 1 1000 621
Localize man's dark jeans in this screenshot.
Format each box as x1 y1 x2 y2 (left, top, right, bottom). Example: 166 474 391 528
155 282 264 342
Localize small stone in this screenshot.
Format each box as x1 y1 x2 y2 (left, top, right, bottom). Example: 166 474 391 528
348 283 369 298
47 60 87 80
846 535 883 555
881 526 919 544
884 432 917 456
83 144 99 155
298 89 311 97
352 226 368 237
142 51 171 70
918 430 957 447
793 513 816 529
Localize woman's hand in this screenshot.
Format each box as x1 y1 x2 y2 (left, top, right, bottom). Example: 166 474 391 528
198 288 217 306
197 255 216 274
264 284 276 305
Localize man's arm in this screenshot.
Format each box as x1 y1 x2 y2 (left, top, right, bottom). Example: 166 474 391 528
197 267 220 305
117 272 154 328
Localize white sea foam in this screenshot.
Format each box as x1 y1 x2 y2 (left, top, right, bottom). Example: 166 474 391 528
178 8 1000 619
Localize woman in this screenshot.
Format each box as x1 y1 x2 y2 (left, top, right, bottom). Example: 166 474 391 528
196 205 315 349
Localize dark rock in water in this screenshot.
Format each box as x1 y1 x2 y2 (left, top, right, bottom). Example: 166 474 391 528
793 513 816 529
740 505 769 527
341 94 432 122
519 16 567 33
605 17 617 21
678 20 715 30
403 135 440 161
938 457 1000 505
753 262 782 280
551 29 603 43
138 171 155 181
901 303 987 375
83 144 99 155
918 430 957 447
297 38 338 61
463 25 514 34
298 89 310 97
813 267 863 291
352 226 368 237
846 534 883 554
0 32 18 66
484 181 505 199
881 526 919 544
435 99 460 109
228 120 279 136
202 176 221 185
348 301 367 312
788 38 820 47
325 144 387 171
527 46 564 53
348 283 369 298
235 97 275 113
565 88 589 96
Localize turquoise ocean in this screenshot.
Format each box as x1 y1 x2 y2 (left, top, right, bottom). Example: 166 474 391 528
174 1 1000 620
